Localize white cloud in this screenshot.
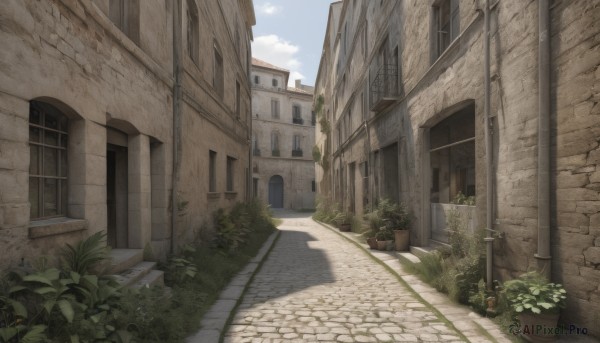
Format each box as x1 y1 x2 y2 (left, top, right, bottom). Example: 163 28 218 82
252 34 304 87
257 2 281 15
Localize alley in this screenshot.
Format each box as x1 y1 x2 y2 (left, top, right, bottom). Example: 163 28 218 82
222 211 466 342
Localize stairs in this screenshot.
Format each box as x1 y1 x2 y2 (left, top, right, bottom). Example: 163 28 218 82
109 249 164 289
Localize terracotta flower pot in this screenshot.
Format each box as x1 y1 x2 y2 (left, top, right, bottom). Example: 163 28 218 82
377 240 393 251
339 223 351 232
367 237 378 249
394 229 410 251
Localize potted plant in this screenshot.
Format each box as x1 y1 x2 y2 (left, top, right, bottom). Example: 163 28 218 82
502 271 567 342
378 199 411 251
375 226 394 251
339 212 352 232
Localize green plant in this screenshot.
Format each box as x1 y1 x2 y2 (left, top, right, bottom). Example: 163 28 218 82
451 191 475 205
312 145 322 164
468 279 489 315
61 231 109 275
502 272 567 315
375 226 394 241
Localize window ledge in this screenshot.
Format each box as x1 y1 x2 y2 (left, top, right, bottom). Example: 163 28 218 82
224 192 237 199
207 192 221 199
29 218 87 239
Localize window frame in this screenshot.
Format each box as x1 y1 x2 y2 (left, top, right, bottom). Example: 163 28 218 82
226 156 236 192
29 102 69 220
213 41 224 98
209 150 217 192
186 0 199 64
271 98 280 119
432 0 460 61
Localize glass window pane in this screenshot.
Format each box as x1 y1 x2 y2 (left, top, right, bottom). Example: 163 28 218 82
29 127 40 143
60 150 67 177
60 179 67 215
60 134 67 148
29 177 39 218
30 145 39 175
45 112 59 130
30 108 41 124
45 130 58 146
44 178 58 217
44 147 58 177
59 116 68 132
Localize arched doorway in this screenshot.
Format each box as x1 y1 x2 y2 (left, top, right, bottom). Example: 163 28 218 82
268 175 284 208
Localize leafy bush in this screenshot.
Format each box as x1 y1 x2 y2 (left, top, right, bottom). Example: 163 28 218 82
501 272 567 315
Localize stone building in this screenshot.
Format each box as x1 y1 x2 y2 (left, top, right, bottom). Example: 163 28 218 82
0 0 255 271
251 58 315 210
315 0 600 333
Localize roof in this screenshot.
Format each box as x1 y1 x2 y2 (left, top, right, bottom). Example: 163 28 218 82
287 87 313 96
251 58 289 73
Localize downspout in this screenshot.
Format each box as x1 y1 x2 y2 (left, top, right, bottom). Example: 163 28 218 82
535 0 552 278
364 121 373 211
171 0 182 254
483 0 495 291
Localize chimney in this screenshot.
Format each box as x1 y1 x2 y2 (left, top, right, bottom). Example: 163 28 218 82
295 79 301 89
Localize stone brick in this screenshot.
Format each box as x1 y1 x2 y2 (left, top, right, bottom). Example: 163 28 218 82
557 188 599 201
583 247 600 264
572 165 596 174
590 171 600 183
557 154 587 171
557 212 589 227
588 148 600 165
575 201 600 214
585 183 600 192
556 171 589 188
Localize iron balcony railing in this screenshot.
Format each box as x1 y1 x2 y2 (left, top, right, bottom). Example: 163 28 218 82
370 64 399 112
292 149 303 157
271 149 280 157
292 117 304 125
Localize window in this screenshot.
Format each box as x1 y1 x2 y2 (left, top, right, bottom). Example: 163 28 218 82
292 104 303 124
362 21 368 58
271 131 280 156
312 180 316 192
272 78 278 87
29 102 68 219
252 135 260 156
213 42 224 98
109 0 139 44
311 111 316 126
235 81 241 118
226 156 236 192
292 135 302 157
186 0 199 64
209 150 217 192
271 99 280 119
433 0 460 61
254 75 260 84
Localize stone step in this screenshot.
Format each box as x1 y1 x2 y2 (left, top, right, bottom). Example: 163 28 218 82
131 270 164 289
109 249 143 274
112 261 156 287
410 245 436 259
397 251 421 265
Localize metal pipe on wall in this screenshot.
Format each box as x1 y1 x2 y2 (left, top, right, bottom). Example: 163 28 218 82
171 0 182 255
536 0 552 278
484 0 495 291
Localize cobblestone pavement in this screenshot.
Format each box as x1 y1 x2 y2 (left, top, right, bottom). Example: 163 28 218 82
223 212 467 342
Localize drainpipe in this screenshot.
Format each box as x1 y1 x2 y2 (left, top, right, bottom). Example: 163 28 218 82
483 0 495 291
171 0 182 255
364 121 373 211
535 0 551 278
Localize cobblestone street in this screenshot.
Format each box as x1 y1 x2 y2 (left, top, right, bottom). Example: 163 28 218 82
223 212 467 342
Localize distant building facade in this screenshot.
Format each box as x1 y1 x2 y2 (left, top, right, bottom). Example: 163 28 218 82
251 58 315 210
0 0 255 269
315 0 600 333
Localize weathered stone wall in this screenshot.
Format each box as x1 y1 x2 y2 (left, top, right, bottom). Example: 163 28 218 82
0 0 173 269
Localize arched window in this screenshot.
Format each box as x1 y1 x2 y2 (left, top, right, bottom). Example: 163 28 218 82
186 0 199 64
29 102 69 219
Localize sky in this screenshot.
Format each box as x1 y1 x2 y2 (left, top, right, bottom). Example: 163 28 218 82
251 1 333 88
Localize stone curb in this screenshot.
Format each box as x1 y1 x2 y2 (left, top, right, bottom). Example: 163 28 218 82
186 229 282 343
314 219 513 343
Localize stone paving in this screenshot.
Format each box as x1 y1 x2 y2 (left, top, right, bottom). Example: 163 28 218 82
222 212 469 342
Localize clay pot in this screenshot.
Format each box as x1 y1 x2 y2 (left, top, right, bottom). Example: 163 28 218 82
339 223 351 232
518 312 560 342
367 237 378 249
394 230 410 251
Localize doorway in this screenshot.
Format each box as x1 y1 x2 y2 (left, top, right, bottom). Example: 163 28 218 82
268 175 284 208
107 144 128 248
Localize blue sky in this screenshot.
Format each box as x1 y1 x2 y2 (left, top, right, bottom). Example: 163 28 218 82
252 1 332 87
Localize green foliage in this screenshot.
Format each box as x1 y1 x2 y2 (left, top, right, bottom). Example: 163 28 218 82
451 191 475 205
468 279 490 315
375 226 394 241
312 145 322 164
319 117 331 134
61 231 109 275
364 199 410 238
501 272 567 315
314 94 324 116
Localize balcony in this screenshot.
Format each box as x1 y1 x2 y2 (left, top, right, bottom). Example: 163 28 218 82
271 149 280 157
292 117 304 125
253 148 261 156
292 149 303 157
370 64 399 112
